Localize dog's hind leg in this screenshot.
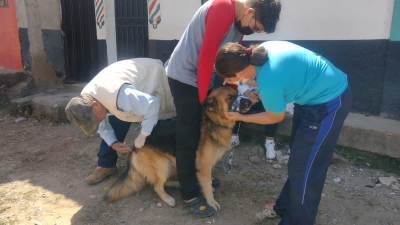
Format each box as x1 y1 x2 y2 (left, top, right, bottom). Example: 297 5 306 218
153 177 176 207
164 181 180 188
197 166 220 211
104 154 146 202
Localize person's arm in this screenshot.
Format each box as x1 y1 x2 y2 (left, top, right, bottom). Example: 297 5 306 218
117 84 160 148
197 0 237 104
97 115 118 145
97 115 131 153
117 84 160 136
224 110 285 124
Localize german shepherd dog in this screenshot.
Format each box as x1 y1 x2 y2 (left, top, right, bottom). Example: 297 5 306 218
104 87 238 211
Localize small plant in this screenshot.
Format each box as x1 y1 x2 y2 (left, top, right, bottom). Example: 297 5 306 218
335 146 400 175
9 102 31 117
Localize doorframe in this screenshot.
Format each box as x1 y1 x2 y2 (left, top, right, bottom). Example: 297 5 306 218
105 0 117 65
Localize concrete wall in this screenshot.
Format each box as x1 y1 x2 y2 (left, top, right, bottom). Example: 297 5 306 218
381 0 400 120
0 0 23 70
14 0 64 86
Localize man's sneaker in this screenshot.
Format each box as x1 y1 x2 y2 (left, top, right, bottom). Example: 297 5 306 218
265 140 276 159
231 135 240 148
85 167 118 185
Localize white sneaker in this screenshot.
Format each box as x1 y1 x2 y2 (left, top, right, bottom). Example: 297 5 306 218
265 140 276 159
231 135 240 148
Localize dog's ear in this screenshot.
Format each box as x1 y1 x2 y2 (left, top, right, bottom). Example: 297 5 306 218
204 96 216 112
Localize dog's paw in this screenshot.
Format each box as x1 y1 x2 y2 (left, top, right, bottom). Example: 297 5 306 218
207 199 221 211
164 196 176 207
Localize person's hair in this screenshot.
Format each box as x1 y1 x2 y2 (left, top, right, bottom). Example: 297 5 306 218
214 42 269 78
247 0 281 34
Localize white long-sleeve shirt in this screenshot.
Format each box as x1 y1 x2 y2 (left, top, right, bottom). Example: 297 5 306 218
97 84 160 145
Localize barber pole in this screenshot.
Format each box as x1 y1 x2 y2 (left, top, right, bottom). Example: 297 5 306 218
148 0 161 29
95 0 105 29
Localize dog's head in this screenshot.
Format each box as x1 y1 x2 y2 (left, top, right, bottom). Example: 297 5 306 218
238 98 252 113
202 86 238 126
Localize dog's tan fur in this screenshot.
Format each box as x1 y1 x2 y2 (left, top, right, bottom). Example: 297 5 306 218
104 87 237 210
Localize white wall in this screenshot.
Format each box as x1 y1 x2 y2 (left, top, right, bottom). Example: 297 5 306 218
149 0 395 41
148 0 201 40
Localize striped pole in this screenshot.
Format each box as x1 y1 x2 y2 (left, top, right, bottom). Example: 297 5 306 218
148 0 161 29
95 0 105 29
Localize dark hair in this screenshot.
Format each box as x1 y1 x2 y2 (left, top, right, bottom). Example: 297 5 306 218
248 0 281 34
214 42 269 78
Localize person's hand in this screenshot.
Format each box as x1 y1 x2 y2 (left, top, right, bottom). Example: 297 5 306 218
224 111 244 121
111 141 131 153
134 133 148 148
248 91 259 105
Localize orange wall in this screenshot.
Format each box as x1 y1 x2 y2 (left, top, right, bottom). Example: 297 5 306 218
0 0 22 70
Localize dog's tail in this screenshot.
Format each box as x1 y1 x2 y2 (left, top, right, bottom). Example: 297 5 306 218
104 152 146 202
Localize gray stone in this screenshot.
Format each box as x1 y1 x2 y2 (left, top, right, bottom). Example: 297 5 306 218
249 155 261 164
281 155 290 160
390 184 400 191
14 117 26 123
276 150 283 161
334 177 341 183
157 202 163 207
272 164 282 169
251 145 263 155
379 176 397 186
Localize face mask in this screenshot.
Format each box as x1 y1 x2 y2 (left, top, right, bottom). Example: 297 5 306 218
235 14 254 35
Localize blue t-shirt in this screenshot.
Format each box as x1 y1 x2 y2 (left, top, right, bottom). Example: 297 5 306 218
255 41 348 113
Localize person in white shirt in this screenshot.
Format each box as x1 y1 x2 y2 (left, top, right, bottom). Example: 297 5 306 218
231 83 278 159
65 58 175 185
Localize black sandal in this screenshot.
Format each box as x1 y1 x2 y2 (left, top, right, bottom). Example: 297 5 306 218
183 196 215 218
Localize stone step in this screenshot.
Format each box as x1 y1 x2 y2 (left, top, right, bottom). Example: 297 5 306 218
0 69 34 106
242 113 400 159
11 92 79 122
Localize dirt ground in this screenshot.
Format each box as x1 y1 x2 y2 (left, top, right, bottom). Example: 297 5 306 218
1 110 400 225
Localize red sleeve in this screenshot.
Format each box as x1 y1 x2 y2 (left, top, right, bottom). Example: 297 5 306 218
197 0 238 104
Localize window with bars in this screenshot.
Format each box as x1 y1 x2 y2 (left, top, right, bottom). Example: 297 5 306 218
0 0 8 7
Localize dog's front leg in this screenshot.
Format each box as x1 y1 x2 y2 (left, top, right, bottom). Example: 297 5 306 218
197 167 220 211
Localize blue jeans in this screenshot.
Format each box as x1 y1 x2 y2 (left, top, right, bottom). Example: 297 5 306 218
97 116 172 168
97 116 131 168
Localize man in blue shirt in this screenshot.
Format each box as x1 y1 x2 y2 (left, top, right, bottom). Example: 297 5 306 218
65 58 175 185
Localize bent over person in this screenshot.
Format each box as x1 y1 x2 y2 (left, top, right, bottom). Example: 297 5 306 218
215 41 352 225
65 58 176 185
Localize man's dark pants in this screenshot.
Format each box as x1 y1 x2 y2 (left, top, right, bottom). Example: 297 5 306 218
168 77 203 200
